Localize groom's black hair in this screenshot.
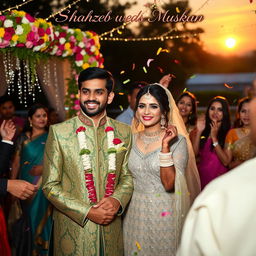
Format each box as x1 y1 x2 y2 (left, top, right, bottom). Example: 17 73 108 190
78 67 114 93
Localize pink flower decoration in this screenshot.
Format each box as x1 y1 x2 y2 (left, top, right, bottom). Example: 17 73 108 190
74 99 80 105
58 44 65 51
85 173 97 203
74 104 80 110
16 43 25 47
38 28 45 37
76 126 86 134
0 40 10 48
3 30 14 41
59 31 67 38
25 41 33 48
27 31 35 41
104 173 116 197
70 94 75 99
31 25 38 33
15 17 22 24
105 126 114 132
25 13 35 22
75 53 83 61
113 138 122 145
70 35 76 42
0 16 6 22
56 49 62 56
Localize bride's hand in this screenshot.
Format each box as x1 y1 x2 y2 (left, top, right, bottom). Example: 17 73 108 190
162 125 177 151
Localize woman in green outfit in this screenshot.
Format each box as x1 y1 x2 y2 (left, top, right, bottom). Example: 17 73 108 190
11 104 52 255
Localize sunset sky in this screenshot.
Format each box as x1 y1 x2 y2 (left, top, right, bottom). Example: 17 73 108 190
124 0 256 56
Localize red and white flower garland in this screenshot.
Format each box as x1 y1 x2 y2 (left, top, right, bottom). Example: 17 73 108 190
76 125 123 204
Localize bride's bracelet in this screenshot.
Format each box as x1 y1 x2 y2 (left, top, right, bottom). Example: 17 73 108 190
159 152 174 167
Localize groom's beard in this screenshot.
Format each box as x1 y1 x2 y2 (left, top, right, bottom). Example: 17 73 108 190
80 100 108 117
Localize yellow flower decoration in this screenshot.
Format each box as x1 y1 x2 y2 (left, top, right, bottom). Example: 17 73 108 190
0 28 5 38
42 34 49 42
64 42 71 50
12 34 19 41
82 63 90 69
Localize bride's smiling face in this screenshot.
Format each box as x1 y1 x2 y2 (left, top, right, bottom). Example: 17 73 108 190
136 94 162 128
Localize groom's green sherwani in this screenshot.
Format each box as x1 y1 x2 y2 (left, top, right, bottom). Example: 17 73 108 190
42 112 133 256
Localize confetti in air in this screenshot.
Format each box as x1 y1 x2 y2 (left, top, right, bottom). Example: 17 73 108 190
147 58 154 67
183 88 187 92
190 74 196 79
120 70 125 74
136 241 141 250
156 47 162 55
143 66 147 73
224 83 233 89
118 92 124 95
200 136 206 139
176 7 180 13
174 59 180 64
123 79 130 84
132 63 136 70
119 105 124 111
157 67 164 73
161 48 170 53
117 29 122 34
161 211 172 217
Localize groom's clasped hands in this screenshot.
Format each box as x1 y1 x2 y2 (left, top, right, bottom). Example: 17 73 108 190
87 197 120 225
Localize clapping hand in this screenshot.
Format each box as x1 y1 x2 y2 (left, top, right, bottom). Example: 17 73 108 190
0 120 16 141
196 115 206 133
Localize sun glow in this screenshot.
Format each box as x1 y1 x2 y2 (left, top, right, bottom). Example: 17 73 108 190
225 38 237 49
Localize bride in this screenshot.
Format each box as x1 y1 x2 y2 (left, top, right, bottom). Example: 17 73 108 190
123 83 199 256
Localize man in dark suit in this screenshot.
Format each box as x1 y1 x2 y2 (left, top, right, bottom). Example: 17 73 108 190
0 120 38 198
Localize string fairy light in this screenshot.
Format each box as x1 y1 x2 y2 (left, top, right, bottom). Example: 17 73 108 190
0 0 34 15
99 33 199 42
46 0 83 21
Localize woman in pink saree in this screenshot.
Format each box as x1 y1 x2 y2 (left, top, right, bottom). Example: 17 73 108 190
191 96 231 189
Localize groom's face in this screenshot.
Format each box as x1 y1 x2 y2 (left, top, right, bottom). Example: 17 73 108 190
79 78 114 117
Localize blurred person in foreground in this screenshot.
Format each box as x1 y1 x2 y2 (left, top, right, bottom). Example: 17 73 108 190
0 95 25 141
177 87 256 256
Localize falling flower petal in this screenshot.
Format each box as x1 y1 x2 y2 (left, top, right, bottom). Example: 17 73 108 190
156 47 162 55
132 63 136 70
118 92 124 95
119 105 123 111
120 70 125 74
123 79 130 84
224 83 233 89
136 241 141 250
143 66 147 73
161 211 172 217
176 7 180 13
147 58 154 67
157 66 164 73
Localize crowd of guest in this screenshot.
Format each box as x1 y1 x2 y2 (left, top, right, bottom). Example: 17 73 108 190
0 70 256 256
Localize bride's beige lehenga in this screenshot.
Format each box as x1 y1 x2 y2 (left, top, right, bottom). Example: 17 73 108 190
123 134 189 256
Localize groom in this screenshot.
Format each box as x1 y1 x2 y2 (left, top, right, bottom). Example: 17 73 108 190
42 67 133 256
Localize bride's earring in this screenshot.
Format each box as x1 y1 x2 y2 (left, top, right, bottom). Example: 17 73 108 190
160 115 166 129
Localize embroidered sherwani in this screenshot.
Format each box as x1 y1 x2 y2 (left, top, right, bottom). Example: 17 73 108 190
42 112 133 256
